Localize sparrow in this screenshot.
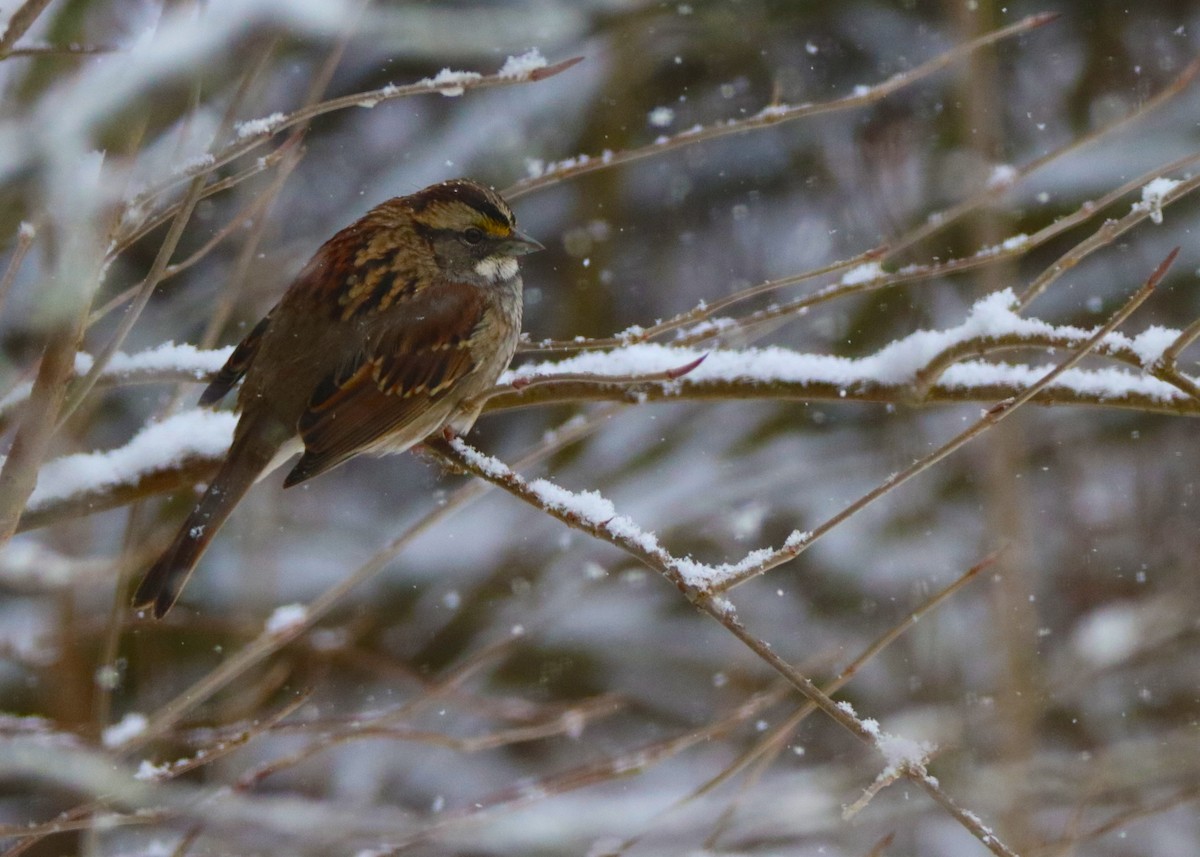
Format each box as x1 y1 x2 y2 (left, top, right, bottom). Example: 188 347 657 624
133 179 542 618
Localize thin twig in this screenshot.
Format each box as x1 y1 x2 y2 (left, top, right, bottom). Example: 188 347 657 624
0 222 35 320
711 247 1176 591
885 55 1200 262
1017 171 1200 310
1 43 115 57
711 610 1019 857
431 439 1021 857
622 552 1000 856
55 173 208 429
0 0 55 57
518 247 884 354
99 146 290 296
129 56 584 214
503 13 1058 200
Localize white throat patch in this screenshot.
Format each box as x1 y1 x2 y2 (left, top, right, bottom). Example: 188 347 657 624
474 255 519 283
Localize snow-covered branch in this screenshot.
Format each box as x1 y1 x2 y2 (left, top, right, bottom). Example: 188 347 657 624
16 278 1200 534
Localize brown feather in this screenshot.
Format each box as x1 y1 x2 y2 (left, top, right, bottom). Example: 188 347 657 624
284 280 486 486
132 420 281 617
200 313 272 407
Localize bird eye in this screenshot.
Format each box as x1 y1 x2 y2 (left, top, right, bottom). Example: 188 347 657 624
462 227 485 245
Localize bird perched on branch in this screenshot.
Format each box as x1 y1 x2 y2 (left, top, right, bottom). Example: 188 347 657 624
133 179 542 618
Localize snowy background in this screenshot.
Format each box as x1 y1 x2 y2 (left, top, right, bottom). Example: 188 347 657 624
1 1 1199 855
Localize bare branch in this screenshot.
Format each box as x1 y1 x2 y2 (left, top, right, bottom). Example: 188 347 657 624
504 14 1057 199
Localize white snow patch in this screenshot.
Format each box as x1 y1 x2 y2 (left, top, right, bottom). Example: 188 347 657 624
26 409 236 511
107 341 234 378
265 603 308 636
675 528 807 589
102 712 148 748
421 67 482 96
506 288 1194 404
939 361 1179 402
876 729 936 775
449 438 513 480
176 153 215 176
978 233 1030 257
134 759 171 781
1127 325 1178 367
648 106 675 127
986 163 1018 190
497 48 547 79
1134 177 1180 225
527 477 665 559
839 261 884 286
524 158 546 179
235 112 286 139
1073 603 1141 668
755 104 792 119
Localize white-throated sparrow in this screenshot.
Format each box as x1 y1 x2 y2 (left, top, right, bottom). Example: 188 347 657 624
133 179 542 618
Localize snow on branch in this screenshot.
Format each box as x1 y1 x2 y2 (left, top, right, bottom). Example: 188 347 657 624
13 280 1199 534
134 52 583 208
449 438 797 592
0 342 232 420
504 288 1195 406
26 409 233 512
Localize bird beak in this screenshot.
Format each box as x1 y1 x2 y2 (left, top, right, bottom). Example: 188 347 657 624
501 227 545 256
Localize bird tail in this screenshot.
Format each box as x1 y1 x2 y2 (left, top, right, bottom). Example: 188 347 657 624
133 434 275 618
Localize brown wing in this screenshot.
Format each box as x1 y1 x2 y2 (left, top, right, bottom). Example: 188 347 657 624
282 281 484 487
199 312 273 406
